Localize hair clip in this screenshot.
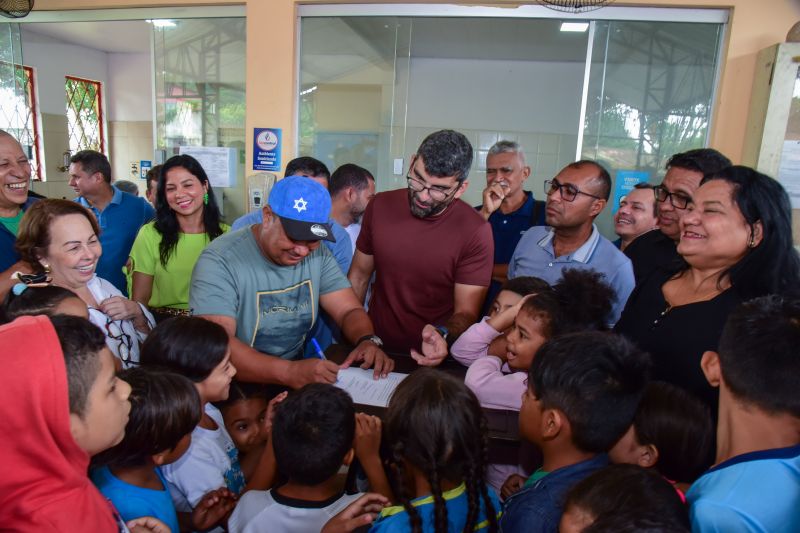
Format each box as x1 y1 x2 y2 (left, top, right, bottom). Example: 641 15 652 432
12 271 51 288
11 283 28 296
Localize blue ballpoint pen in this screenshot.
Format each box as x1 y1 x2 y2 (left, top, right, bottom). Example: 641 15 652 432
310 338 326 360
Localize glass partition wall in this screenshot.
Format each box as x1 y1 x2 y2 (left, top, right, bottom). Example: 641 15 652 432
153 17 247 219
298 9 724 237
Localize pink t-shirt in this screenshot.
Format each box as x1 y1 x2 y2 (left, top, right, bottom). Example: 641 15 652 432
357 188 493 352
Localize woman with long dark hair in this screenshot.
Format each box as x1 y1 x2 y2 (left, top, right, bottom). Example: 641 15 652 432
129 154 228 320
615 165 800 411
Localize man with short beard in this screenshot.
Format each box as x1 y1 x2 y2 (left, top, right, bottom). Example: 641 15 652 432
328 163 376 256
348 130 493 364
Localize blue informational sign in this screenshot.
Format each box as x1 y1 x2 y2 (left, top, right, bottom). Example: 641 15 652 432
612 170 650 214
140 160 152 180
253 128 282 171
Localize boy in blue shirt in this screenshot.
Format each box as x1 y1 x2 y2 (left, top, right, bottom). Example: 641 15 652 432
690 295 800 533
91 367 234 532
500 332 650 533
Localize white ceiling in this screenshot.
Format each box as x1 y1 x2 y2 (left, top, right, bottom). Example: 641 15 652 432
22 20 152 53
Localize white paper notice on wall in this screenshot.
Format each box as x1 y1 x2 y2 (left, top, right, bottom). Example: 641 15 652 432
778 140 800 209
178 146 237 188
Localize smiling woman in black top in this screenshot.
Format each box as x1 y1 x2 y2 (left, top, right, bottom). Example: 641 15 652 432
615 166 800 411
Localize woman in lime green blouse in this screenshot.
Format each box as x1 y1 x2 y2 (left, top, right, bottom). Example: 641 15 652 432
129 155 229 320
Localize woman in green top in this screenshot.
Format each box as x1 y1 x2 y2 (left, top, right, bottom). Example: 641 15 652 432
129 154 228 320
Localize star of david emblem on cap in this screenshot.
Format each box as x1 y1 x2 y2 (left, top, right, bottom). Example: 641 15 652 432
293 197 308 213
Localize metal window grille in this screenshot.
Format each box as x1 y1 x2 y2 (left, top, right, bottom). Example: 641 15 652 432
65 75 105 154
0 63 42 179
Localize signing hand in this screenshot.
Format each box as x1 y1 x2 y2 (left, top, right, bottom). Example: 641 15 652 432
410 324 448 367
345 341 395 379
290 358 340 387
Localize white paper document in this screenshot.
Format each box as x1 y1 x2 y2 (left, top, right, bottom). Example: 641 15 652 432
334 367 407 407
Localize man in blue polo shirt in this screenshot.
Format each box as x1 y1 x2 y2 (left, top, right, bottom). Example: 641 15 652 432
478 141 545 280
477 141 545 310
69 150 154 295
508 160 634 324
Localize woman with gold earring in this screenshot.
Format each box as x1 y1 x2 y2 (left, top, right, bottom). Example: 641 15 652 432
128 154 228 322
15 199 154 367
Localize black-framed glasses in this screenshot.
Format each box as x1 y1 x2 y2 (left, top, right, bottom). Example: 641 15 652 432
653 185 691 209
88 307 134 365
544 179 603 202
406 174 458 202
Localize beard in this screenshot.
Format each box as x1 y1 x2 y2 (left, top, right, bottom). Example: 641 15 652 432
349 206 366 225
408 189 451 219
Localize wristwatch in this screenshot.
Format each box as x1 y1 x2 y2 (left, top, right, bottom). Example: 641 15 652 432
356 334 384 347
434 325 449 341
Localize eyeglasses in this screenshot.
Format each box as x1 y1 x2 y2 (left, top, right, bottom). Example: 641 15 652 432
88 307 134 365
407 175 458 202
544 179 603 202
653 185 691 210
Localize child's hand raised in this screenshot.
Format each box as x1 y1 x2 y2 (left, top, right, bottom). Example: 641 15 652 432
321 492 391 533
261 390 288 437
354 413 382 461
487 293 537 333
191 487 237 531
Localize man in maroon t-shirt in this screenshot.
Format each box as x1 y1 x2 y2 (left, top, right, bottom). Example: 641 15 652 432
348 129 494 364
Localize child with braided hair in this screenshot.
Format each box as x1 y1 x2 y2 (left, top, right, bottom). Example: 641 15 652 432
370 368 501 533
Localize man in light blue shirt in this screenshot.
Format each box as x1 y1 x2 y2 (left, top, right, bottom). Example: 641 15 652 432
508 160 633 324
69 150 154 294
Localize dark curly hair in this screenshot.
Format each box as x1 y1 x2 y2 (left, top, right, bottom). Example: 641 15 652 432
520 268 614 338
416 130 473 183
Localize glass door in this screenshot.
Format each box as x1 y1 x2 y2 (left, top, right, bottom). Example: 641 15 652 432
298 7 726 239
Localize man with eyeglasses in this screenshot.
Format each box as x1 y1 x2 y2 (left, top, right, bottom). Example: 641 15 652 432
624 148 731 282
508 160 633 324
348 130 493 365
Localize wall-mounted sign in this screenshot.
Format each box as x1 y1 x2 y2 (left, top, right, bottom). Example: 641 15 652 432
254 128 282 171
612 170 650 214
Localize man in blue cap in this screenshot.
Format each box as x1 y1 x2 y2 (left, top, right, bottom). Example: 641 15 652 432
190 176 393 388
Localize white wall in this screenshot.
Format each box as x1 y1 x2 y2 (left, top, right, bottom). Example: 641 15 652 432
406 58 584 136
400 57 585 207
21 28 154 198
107 52 153 122
21 29 110 116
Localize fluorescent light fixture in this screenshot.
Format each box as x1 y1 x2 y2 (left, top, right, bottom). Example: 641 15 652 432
300 85 318 96
560 22 589 32
147 19 176 28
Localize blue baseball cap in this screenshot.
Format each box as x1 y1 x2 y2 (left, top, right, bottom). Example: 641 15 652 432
268 175 335 242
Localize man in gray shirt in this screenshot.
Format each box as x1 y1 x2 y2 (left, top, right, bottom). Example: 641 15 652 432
190 176 393 387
